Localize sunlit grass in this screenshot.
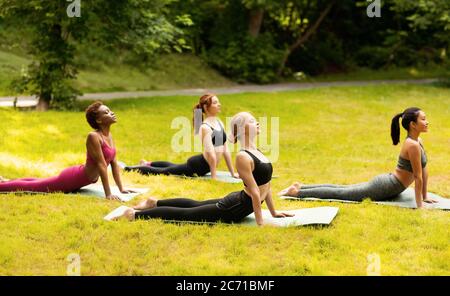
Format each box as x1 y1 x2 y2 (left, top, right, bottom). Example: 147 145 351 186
0 84 449 275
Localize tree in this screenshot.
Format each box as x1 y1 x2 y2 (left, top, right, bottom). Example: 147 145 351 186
242 0 275 38
0 0 187 110
388 0 450 47
170 0 448 82
267 0 336 76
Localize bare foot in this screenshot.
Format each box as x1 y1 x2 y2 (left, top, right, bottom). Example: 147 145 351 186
123 208 136 221
139 159 151 166
133 197 158 210
278 182 301 196
109 207 136 221
292 182 301 190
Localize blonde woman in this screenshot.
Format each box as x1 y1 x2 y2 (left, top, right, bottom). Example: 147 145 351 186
112 112 293 225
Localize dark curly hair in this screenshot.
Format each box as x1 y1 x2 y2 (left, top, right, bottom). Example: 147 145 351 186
85 101 104 130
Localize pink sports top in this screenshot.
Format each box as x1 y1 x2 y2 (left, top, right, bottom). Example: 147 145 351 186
86 140 116 166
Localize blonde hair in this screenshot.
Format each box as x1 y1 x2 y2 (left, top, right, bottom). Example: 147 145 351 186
229 112 253 144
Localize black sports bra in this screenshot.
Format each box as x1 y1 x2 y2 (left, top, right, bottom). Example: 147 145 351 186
242 150 273 186
202 121 227 147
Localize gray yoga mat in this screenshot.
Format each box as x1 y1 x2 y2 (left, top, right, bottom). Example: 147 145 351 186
196 171 242 183
0 184 148 202
280 188 450 210
104 205 339 227
119 161 277 184
188 171 278 183
76 184 149 202
119 161 242 183
188 172 279 183
239 207 339 226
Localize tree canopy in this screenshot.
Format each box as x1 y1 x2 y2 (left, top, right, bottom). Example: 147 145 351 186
0 0 448 110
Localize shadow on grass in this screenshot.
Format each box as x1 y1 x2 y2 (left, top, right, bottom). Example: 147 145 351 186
154 219 334 229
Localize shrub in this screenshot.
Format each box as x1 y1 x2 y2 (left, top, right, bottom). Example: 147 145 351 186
206 33 284 84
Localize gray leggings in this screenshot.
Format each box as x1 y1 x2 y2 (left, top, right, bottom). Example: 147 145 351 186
297 173 406 201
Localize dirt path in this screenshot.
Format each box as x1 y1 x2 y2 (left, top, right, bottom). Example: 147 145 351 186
0 78 438 107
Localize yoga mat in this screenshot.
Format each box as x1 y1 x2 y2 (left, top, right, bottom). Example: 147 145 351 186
280 188 450 210
181 171 280 184
119 161 276 184
104 205 339 226
0 184 148 202
190 171 278 183
239 207 339 226
76 184 149 202
104 205 130 221
197 171 242 183
119 161 241 183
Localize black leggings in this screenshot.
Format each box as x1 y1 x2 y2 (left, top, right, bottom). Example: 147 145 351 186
134 191 255 223
125 154 210 177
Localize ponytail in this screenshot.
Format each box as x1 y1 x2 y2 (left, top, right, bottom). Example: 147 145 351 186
193 93 216 135
193 104 203 135
390 107 421 145
390 113 403 145
229 112 251 144
231 123 238 144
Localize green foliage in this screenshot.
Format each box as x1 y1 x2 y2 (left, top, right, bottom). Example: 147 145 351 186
0 0 189 109
207 33 284 83
354 46 391 69
288 32 347 75
389 0 450 35
177 0 449 80
1 0 449 88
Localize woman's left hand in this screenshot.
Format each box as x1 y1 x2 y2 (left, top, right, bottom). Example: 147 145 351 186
272 212 295 218
232 172 240 179
120 189 137 194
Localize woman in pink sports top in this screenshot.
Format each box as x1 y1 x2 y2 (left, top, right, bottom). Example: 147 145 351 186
0 101 133 200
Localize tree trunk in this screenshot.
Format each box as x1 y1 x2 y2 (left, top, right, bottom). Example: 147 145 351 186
248 8 264 38
36 93 51 111
277 1 336 76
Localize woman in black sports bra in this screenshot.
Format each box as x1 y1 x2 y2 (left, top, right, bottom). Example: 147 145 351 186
110 112 293 225
124 94 238 179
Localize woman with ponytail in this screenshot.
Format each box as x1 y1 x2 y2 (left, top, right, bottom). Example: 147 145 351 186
124 94 238 179
110 112 293 225
279 107 436 209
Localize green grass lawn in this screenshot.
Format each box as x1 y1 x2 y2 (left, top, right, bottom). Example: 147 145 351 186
0 84 449 275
